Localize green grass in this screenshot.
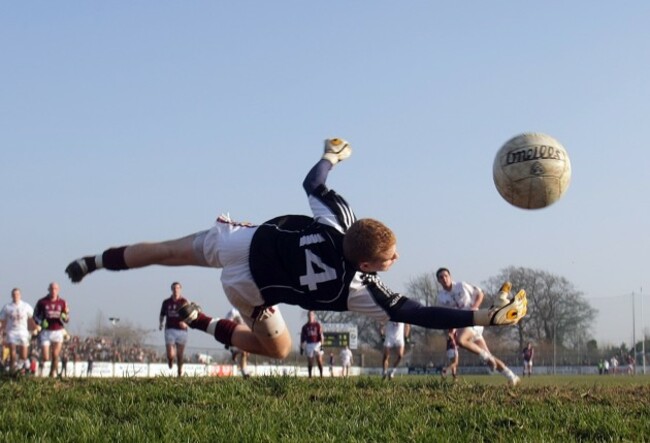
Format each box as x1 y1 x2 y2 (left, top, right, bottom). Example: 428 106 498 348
1 375 649 442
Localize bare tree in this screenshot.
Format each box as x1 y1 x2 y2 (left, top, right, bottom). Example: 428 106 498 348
484 266 597 349
404 273 444 347
406 272 438 308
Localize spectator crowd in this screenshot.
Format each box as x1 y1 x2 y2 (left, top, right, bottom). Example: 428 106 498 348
2 334 165 375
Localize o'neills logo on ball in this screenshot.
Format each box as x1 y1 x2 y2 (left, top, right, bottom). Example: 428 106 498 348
506 145 565 165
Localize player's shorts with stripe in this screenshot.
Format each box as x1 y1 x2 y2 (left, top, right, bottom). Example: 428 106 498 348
165 328 188 345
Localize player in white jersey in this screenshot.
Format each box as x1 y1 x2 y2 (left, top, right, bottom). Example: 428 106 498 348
0 288 36 373
381 320 410 380
65 139 527 362
225 307 250 378
436 267 521 386
340 345 353 377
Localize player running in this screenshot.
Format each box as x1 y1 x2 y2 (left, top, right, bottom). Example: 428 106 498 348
300 310 324 378
436 267 522 386
65 139 527 361
0 288 37 374
33 282 70 377
340 345 353 378
522 342 534 377
381 320 410 380
159 282 189 377
442 329 459 381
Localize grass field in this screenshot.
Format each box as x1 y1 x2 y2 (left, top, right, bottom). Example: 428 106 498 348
1 374 649 442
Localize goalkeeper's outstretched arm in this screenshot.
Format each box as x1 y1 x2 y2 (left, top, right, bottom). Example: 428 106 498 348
303 138 352 196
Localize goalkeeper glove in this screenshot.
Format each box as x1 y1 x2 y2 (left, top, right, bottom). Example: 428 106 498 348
322 138 352 165
474 289 527 326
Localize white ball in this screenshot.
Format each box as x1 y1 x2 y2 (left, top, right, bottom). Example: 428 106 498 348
493 133 571 209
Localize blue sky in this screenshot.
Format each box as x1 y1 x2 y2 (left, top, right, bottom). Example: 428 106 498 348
2 2 648 352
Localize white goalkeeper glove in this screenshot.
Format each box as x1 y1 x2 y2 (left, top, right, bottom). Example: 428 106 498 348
322 138 352 165
474 289 527 326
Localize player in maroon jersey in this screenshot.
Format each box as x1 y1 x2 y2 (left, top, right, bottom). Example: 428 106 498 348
522 342 534 377
300 310 324 378
33 282 70 377
442 329 459 380
65 139 527 362
159 282 189 377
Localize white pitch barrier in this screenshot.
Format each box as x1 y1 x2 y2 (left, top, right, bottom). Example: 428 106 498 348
35 361 362 378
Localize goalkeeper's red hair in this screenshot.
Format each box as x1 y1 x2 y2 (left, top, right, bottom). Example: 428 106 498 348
343 218 398 273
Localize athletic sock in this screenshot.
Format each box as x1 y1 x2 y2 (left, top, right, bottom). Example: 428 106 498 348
189 313 214 332
189 313 237 347
102 246 128 270
214 319 238 347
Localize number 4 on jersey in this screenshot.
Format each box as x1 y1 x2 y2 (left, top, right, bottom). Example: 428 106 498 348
299 250 337 290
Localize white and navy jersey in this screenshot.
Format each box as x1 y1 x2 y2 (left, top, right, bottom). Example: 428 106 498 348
249 160 405 314
437 281 481 310
250 213 359 311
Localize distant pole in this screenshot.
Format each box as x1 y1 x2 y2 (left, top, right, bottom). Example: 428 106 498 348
642 287 646 375
632 292 637 375
553 321 556 375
